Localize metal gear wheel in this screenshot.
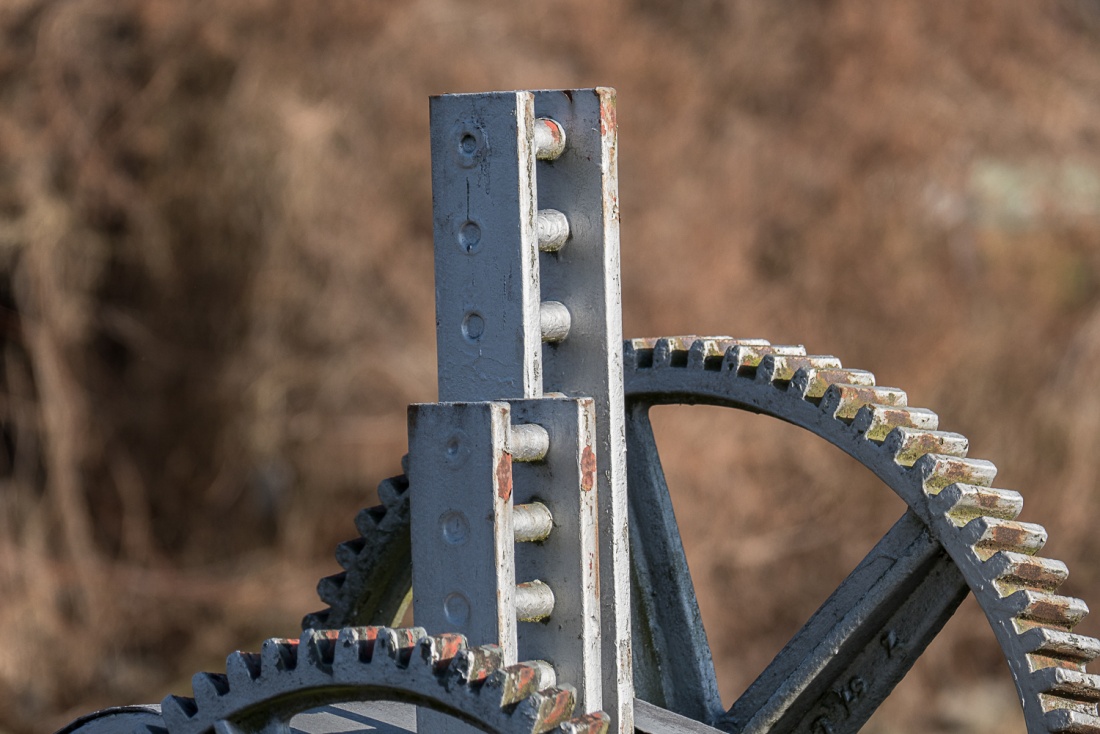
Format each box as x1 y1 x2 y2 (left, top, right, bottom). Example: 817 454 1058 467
302 335 1100 734
66 626 610 734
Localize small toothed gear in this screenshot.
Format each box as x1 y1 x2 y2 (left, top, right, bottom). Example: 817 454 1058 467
155 626 609 734
307 336 1100 734
303 469 412 630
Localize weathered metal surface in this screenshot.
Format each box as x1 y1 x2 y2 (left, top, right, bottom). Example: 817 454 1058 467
537 209 570 252
533 87 633 734
55 706 164 734
511 396 603 716
408 402 517 654
513 501 554 543
721 511 968 734
408 401 517 734
623 335 1100 734
303 471 412 630
61 91 1100 734
430 91 543 402
625 403 723 724
428 87 631 733
153 627 607 734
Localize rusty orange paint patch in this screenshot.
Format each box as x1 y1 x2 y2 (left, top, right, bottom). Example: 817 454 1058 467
581 445 597 491
599 91 617 137
497 451 513 501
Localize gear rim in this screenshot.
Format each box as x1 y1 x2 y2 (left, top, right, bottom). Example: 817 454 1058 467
305 335 1100 734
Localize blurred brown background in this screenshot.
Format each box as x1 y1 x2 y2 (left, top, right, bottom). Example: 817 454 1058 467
3 0 1100 732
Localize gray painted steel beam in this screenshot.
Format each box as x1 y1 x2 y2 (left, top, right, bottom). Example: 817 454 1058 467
430 91 542 402
533 87 633 734
407 401 516 734
511 396 603 715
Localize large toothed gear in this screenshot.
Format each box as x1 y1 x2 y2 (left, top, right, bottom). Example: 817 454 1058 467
153 626 609 734
624 336 1100 734
307 336 1100 734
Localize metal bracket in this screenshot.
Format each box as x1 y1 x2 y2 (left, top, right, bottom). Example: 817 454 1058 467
420 88 632 733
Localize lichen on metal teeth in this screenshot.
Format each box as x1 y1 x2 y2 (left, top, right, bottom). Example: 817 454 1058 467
624 335 1100 733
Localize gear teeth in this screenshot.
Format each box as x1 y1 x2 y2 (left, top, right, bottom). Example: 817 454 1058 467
354 505 387 536
225 651 262 689
510 686 577 733
376 626 426 668
1046 708 1100 733
652 337 699 368
160 695 199 730
883 427 967 466
685 338 755 370
335 538 367 570
302 609 331 629
485 661 555 708
720 343 807 375
852 405 939 441
300 628 341 670
987 551 1069 593
820 384 907 420
1034 667 1100 704
377 475 409 506
418 633 468 673
791 367 875 398
452 644 505 685
915 454 998 494
756 355 842 384
1021 628 1100 667
1007 590 1090 629
334 626 382 666
959 516 1047 559
559 712 611 734
928 483 1023 525
260 638 299 676
316 572 348 605
190 671 230 709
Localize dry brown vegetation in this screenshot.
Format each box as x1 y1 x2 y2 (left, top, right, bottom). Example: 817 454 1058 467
3 1 1100 732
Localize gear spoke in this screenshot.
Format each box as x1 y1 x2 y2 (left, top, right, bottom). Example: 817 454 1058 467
303 335 1100 733
626 403 724 724
720 511 968 734
622 335 1100 734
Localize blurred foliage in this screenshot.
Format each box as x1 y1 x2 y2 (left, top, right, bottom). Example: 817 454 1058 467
2 0 1100 731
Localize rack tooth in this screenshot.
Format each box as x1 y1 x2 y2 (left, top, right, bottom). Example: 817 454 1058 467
790 367 873 398
852 405 939 441
1007 590 1090 629
987 551 1069 592
720 343 805 374
1020 628 1100 667
929 483 1023 525
355 506 387 536
225 652 262 689
335 538 366 570
1033 667 1100 702
820 384 907 420
916 455 998 494
259 638 299 676
1046 708 1100 733
959 516 1047 559
316 573 348 605
883 427 968 466
756 355 842 384
377 475 409 506
191 672 230 708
